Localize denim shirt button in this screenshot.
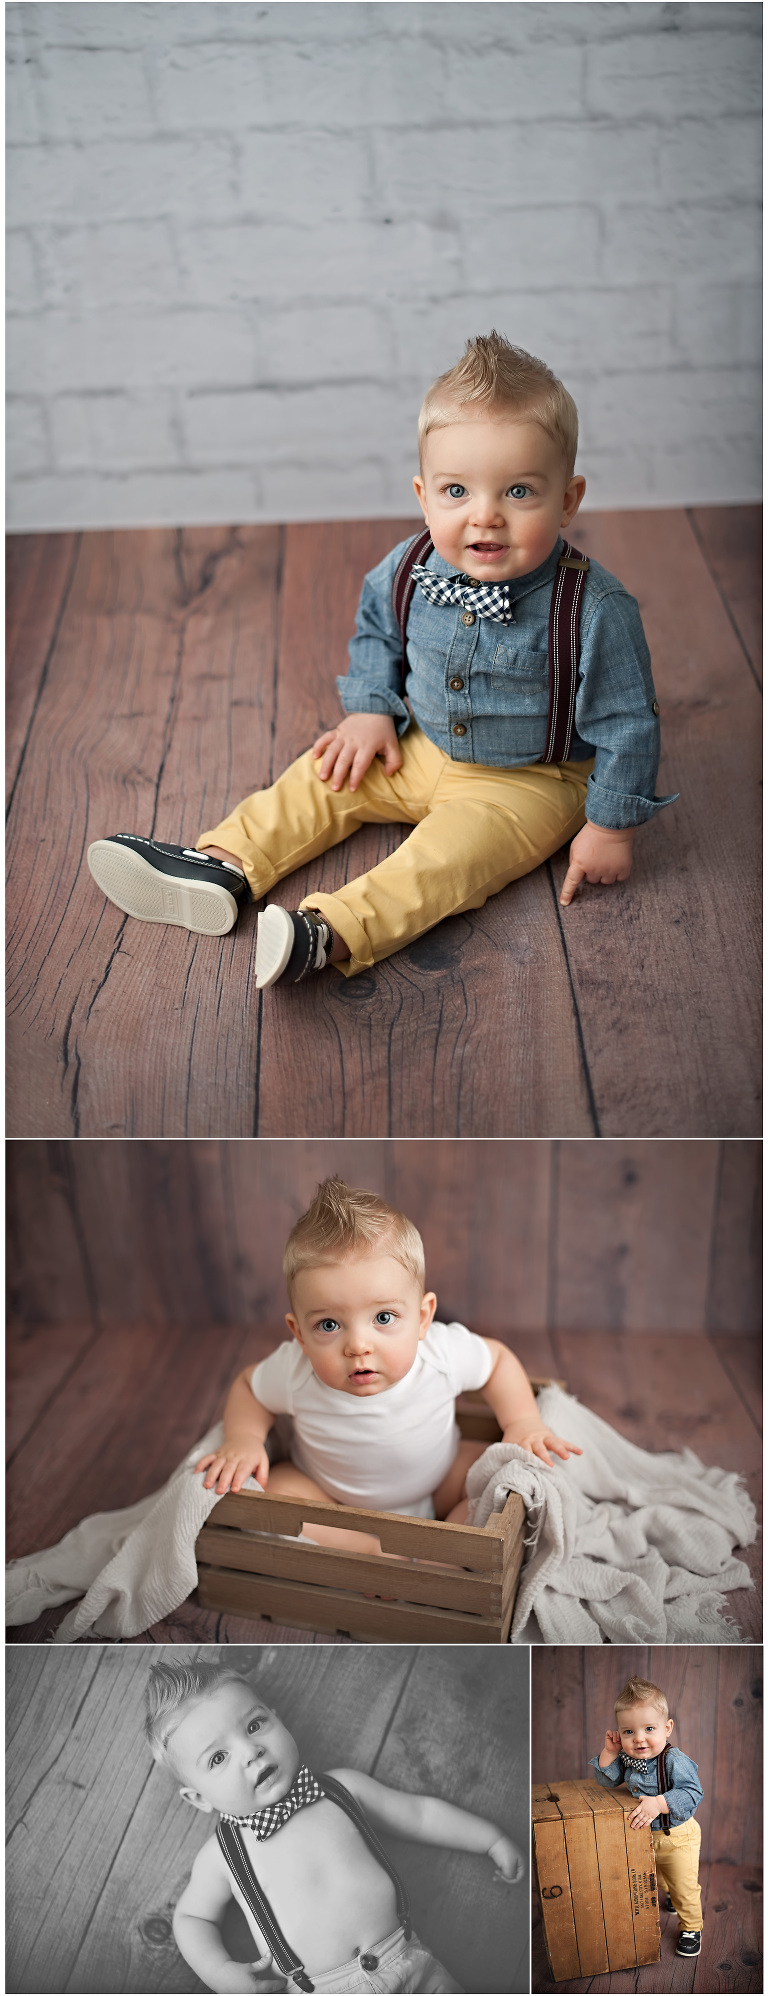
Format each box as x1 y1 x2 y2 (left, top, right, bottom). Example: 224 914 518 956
449 676 464 690
461 611 476 626
360 1954 379 1971
452 723 467 737
652 700 660 714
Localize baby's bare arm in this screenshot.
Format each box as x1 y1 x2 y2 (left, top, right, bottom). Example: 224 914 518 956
195 1369 274 1496
481 1341 583 1469
329 1769 524 1883
173 1840 284 1993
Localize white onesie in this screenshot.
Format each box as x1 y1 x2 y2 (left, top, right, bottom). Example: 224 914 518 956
250 1319 493 1514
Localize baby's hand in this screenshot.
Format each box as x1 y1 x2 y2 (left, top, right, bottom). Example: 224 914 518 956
194 1436 270 1497
560 823 635 906
503 1419 583 1469
628 1796 662 1831
312 713 402 792
604 1729 622 1757
212 1965 287 1994
488 1833 525 1884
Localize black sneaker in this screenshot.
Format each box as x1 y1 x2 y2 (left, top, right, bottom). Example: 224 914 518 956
87 835 247 935
255 906 334 987
663 1895 675 1913
676 1932 702 1956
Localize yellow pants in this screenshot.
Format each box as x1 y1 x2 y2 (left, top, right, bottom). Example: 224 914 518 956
198 723 592 977
652 1819 703 1932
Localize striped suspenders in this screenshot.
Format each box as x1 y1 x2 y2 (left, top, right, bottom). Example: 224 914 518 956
217 1773 411 1993
391 533 589 765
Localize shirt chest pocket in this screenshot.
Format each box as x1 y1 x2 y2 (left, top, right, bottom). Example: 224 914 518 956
492 640 549 683
490 650 550 698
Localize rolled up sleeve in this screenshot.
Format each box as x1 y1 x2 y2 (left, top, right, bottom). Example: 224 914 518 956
576 588 678 829
337 549 412 735
589 1754 623 1786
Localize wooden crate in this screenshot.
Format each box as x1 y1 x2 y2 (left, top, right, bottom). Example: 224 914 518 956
532 1779 661 1981
195 1379 560 1644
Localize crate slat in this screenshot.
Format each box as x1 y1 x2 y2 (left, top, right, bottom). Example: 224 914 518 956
197 1565 504 1643
209 1489 504 1571
532 1779 661 1980
195 1523 499 1615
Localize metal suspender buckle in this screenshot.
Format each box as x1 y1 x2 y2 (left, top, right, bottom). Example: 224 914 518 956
558 555 590 570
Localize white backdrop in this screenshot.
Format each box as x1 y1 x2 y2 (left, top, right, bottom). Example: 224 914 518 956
6 1 761 531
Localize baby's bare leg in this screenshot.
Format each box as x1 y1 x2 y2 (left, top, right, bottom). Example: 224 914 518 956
266 1461 385 1556
433 1440 487 1524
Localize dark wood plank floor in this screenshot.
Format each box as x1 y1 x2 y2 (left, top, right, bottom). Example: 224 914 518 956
7 1327 760 1646
6 507 761 1137
7 1646 529 1995
532 1861 763 1993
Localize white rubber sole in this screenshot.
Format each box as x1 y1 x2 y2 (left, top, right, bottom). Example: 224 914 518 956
255 905 296 987
87 840 239 936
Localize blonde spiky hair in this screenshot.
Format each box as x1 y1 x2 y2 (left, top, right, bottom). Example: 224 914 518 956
418 330 579 476
283 1177 425 1298
614 1677 670 1723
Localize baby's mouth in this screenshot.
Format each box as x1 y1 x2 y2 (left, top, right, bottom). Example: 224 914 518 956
469 541 506 554
254 1762 278 1790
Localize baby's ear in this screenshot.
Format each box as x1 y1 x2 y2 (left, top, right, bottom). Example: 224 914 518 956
285 1313 305 1348
666 1719 674 1737
179 1785 215 1813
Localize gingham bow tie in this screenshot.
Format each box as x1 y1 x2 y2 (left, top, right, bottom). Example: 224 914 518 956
411 563 514 624
621 1753 655 1773
221 1763 325 1837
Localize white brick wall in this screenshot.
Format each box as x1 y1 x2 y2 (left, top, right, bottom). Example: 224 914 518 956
6 1 762 531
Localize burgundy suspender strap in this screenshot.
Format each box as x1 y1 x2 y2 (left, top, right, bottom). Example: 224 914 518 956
391 527 434 684
216 1776 411 1993
391 534 589 762
657 1744 672 1835
543 541 589 764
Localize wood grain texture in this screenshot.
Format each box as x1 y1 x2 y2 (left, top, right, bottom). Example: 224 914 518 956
7 1138 761 1334
7 509 760 1137
532 1648 763 1875
6 1645 529 1996
550 509 761 1137
687 505 762 687
532 1862 763 1992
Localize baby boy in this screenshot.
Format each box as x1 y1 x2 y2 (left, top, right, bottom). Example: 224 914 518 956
195 1175 581 1556
87 330 673 987
590 1674 704 1958
152 1657 523 1994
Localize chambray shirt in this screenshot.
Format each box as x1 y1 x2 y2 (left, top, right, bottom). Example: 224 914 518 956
338 536 677 831
589 1749 703 1833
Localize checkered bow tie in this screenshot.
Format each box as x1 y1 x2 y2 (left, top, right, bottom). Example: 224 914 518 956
410 563 514 624
621 1753 656 1772
220 1763 325 1838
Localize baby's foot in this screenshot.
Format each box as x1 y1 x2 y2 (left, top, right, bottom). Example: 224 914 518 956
87 835 247 935
256 906 342 987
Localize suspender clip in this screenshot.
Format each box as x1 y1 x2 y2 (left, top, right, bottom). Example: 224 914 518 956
558 555 590 570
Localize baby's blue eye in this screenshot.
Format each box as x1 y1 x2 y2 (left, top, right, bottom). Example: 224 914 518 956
508 484 529 499
318 1318 339 1334
447 484 466 498
375 1311 395 1325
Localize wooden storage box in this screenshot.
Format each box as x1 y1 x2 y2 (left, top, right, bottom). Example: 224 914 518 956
532 1780 661 1981
195 1380 558 1643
